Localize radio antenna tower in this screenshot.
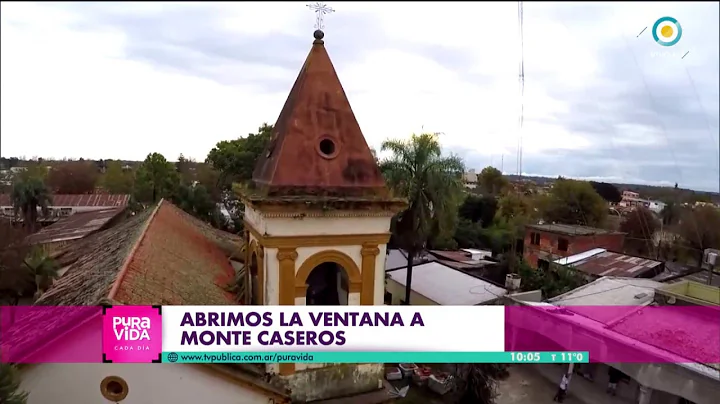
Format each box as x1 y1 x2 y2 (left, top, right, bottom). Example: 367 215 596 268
517 1 525 177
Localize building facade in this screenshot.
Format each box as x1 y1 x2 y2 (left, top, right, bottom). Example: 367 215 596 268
523 224 625 268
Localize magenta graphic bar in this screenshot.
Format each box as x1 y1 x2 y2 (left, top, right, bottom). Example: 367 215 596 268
1 306 103 363
505 305 720 364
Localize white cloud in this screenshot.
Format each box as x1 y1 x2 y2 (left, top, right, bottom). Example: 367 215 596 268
1 2 717 190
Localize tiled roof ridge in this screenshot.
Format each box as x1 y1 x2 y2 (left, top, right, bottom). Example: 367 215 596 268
106 200 164 300
161 200 244 258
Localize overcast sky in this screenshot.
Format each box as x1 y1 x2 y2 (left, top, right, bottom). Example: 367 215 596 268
1 2 718 191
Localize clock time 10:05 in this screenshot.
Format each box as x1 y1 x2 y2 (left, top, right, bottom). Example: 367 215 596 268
509 352 586 363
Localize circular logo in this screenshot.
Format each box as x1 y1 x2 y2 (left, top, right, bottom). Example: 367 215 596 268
652 16 682 47
167 352 178 363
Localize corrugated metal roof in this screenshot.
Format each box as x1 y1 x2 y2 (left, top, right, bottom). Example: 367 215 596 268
384 249 427 270
557 249 662 278
387 261 506 305
429 250 491 265
26 208 124 245
0 194 130 207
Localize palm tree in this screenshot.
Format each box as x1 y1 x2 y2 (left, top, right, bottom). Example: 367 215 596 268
379 133 465 305
23 248 59 301
11 178 52 232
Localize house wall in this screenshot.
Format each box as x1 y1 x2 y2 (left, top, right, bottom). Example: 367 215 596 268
384 278 439 305
523 229 625 268
21 363 271 404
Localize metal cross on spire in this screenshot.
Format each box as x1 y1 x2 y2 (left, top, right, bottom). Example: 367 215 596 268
307 2 335 31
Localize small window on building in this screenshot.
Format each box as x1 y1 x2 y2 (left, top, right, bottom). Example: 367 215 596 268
530 232 541 245
558 238 569 252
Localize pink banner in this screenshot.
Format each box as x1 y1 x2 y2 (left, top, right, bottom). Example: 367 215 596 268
505 305 720 364
1 306 103 363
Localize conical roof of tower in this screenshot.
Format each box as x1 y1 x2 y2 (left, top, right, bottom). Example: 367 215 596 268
251 30 390 200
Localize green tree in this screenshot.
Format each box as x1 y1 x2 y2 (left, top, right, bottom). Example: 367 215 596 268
0 363 28 404
46 161 99 194
477 166 508 195
660 202 681 226
517 260 587 299
451 363 509 404
380 133 465 305
458 195 498 227
620 207 659 256
206 123 273 186
496 192 534 221
103 161 134 194
11 178 52 232
134 153 180 203
678 206 720 267
172 184 218 224
23 247 59 301
542 179 607 227
0 221 32 305
175 154 200 185
196 163 223 202
16 163 48 183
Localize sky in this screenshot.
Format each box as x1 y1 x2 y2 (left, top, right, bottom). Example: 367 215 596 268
1 2 718 192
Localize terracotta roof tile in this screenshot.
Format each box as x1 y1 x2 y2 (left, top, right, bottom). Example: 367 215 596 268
251 34 388 198
113 202 237 305
36 200 240 306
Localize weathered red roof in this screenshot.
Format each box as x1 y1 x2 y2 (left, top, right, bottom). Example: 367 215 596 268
26 208 124 245
0 194 130 207
251 33 388 198
36 200 239 306
565 250 663 278
112 201 237 305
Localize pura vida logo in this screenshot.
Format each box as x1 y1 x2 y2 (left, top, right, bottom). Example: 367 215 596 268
114 316 151 341
103 306 162 363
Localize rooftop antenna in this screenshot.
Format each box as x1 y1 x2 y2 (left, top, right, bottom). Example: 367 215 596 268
307 2 335 31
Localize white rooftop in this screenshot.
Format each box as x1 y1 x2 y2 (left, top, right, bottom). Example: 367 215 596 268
549 276 663 306
554 248 606 266
387 261 506 305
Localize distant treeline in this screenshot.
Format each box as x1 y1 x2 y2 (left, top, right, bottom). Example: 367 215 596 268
504 174 719 204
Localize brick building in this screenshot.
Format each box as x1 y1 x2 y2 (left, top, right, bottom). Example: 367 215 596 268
523 224 625 268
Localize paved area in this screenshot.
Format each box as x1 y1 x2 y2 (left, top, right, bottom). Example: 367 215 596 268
497 365 632 404
390 364 633 404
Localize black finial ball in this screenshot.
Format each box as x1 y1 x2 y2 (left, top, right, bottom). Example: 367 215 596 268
313 29 325 40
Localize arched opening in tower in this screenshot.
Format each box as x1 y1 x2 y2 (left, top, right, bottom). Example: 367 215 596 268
305 262 349 305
